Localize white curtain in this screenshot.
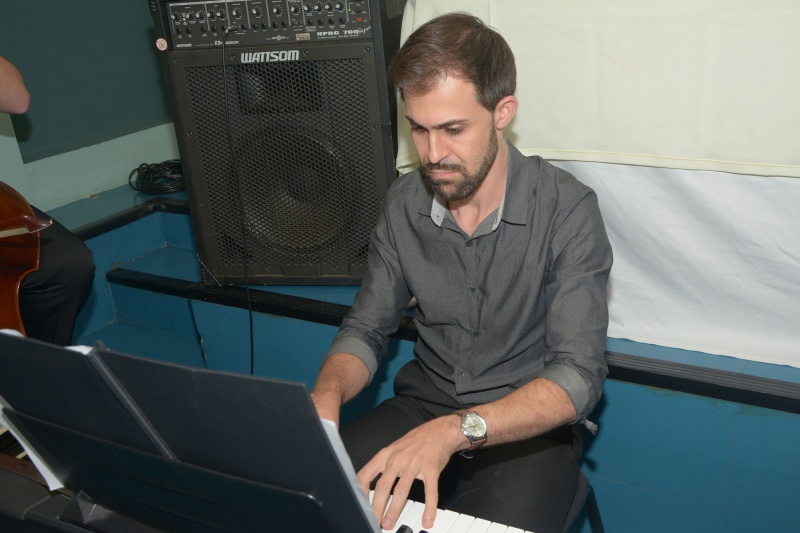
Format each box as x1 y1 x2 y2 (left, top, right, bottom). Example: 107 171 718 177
555 161 800 368
397 0 800 178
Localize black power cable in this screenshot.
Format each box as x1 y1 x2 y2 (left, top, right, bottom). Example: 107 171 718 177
221 24 256 376
128 159 186 194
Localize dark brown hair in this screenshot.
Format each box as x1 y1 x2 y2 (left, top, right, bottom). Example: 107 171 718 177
387 12 516 111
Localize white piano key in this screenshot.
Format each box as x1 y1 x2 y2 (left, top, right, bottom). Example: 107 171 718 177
393 501 426 532
485 522 511 533
505 528 525 533
464 517 494 533
446 513 477 532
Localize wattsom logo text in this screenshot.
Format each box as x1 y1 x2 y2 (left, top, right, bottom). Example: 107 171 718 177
240 50 300 63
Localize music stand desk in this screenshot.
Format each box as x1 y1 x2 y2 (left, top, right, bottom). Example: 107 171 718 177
0 332 377 533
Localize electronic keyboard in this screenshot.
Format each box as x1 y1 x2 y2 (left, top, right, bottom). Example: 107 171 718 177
370 491 535 533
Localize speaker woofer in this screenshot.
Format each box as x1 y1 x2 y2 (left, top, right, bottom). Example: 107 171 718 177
237 127 357 257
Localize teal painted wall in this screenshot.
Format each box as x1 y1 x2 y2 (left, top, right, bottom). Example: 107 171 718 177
0 2 178 211
0 1 171 163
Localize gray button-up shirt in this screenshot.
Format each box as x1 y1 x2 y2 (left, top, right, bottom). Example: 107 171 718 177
328 141 612 422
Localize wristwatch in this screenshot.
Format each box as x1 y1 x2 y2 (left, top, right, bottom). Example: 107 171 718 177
459 411 488 458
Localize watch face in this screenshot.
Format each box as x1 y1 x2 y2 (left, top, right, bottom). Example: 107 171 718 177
463 413 487 437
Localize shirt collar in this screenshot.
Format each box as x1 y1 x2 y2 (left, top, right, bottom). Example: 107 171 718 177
428 139 530 228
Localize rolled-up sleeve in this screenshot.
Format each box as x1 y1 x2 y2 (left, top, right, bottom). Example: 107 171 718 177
538 190 612 422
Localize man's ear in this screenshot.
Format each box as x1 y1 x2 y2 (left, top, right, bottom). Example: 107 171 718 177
493 95 518 130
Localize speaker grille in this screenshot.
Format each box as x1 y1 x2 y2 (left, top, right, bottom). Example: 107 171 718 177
184 57 380 269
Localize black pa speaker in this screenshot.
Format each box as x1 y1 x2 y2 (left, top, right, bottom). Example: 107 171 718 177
151 0 404 285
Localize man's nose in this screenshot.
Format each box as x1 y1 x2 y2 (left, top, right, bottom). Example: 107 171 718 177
427 133 448 165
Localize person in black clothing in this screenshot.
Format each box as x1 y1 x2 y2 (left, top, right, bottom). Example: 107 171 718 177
1 54 95 346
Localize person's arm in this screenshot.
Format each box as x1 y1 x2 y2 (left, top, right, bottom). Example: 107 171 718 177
310 352 370 428
0 56 30 114
310 185 413 425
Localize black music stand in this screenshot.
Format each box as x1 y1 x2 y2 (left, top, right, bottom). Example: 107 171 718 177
0 332 378 533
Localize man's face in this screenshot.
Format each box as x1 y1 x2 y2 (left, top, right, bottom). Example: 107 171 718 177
404 77 500 202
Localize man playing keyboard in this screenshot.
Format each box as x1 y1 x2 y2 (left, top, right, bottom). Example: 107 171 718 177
311 12 612 533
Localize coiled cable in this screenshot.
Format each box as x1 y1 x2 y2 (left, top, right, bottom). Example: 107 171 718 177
128 159 186 194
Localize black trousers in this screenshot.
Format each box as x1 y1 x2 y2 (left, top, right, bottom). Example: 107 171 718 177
341 360 581 533
19 207 95 346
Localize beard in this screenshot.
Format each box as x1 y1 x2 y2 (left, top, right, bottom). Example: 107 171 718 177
420 126 499 202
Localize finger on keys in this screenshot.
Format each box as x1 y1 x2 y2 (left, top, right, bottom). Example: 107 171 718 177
384 499 416 533
382 476 415 530
370 477 394 527
423 509 459 532
421 482 440 529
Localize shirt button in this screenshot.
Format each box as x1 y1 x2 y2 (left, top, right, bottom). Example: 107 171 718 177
466 241 473 247
472 331 479 337
469 287 475 293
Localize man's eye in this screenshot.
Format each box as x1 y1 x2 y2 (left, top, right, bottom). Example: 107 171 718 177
446 128 463 135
